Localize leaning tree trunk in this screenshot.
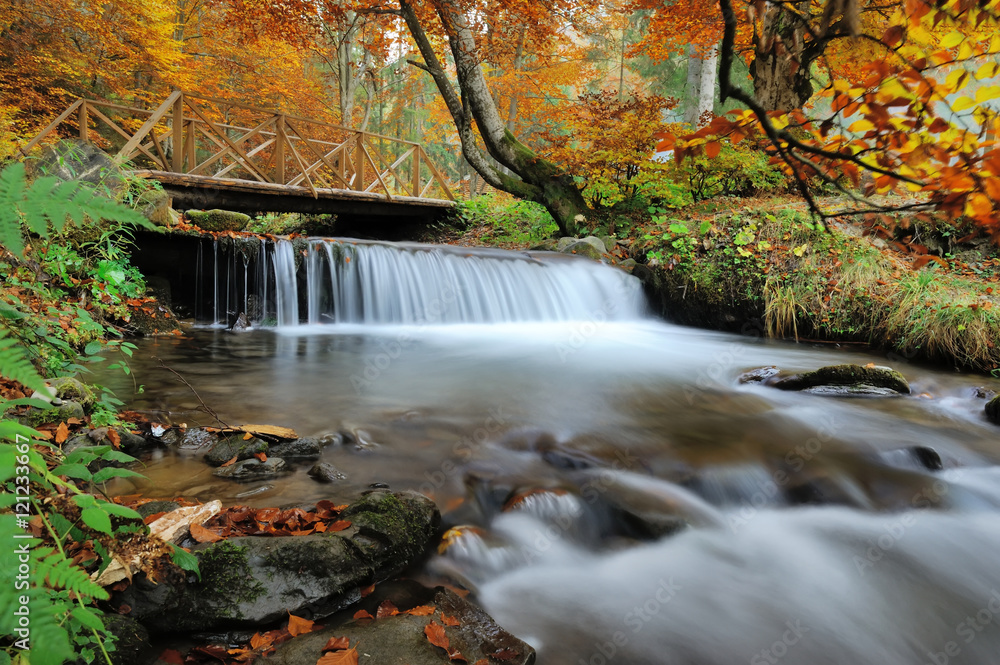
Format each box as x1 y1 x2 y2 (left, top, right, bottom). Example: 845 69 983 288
399 0 586 236
751 3 816 111
697 45 718 124
684 46 703 126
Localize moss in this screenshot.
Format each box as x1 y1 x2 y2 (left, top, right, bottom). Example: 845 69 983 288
341 492 431 552
186 209 250 232
197 541 265 617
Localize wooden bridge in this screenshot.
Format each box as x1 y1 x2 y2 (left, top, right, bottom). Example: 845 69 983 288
21 91 455 222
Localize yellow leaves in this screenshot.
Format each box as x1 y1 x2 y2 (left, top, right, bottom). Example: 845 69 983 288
848 119 875 133
945 69 970 94
952 96 976 112
940 31 965 50
976 62 998 81
975 86 1000 104
966 193 993 219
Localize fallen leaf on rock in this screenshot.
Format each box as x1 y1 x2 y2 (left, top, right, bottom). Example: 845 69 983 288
189 522 223 543
406 605 435 616
360 584 375 597
221 455 238 467
352 609 373 623
159 649 184 665
441 613 460 627
316 647 358 665
322 637 350 652
376 600 399 619
491 648 520 661
328 520 351 532
287 613 317 636
55 422 69 444
474 660 488 665
243 432 253 441
254 452 267 462
425 620 450 650
107 428 121 448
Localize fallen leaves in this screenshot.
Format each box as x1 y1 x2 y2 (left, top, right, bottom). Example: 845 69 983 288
287 613 317 637
315 648 358 665
424 619 467 662
197 503 352 538
189 521 224 544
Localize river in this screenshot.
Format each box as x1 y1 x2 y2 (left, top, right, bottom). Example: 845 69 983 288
102 238 1000 664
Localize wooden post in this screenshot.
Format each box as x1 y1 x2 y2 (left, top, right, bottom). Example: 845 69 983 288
275 115 286 183
186 121 196 171
78 101 89 142
412 147 421 197
172 92 184 172
354 133 365 190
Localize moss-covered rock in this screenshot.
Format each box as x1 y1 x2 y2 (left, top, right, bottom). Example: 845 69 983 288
186 209 251 232
986 395 1000 424
113 490 440 634
28 400 85 426
47 376 95 407
102 613 152 665
204 435 269 466
137 188 172 227
561 240 604 261
267 437 321 459
769 364 910 396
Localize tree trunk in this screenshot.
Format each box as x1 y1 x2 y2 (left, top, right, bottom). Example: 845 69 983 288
751 4 815 111
684 46 702 125
697 46 718 124
399 0 585 236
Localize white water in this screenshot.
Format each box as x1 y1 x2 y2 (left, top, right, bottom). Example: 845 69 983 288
197 237 645 326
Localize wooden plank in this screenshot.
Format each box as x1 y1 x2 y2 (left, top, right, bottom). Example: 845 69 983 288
214 138 275 178
117 90 182 162
145 127 170 170
418 145 456 201
412 147 420 197
134 170 456 207
185 121 196 171
184 98 272 183
354 133 365 191
274 115 285 183
361 144 393 200
189 115 276 176
19 99 84 155
172 92 184 172
89 106 163 166
284 130 318 198
79 101 89 142
285 119 349 189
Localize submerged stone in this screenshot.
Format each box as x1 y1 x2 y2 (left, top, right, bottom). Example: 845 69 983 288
986 395 1000 425
769 364 910 396
308 462 346 483
212 457 287 481
204 435 268 466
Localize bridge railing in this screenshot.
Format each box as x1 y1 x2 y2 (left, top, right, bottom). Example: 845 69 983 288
20 91 455 202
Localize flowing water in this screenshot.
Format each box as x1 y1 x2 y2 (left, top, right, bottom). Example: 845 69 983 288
104 238 1000 664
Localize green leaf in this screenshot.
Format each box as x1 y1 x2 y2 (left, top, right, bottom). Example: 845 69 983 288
80 507 112 534
169 543 201 581
97 501 141 520
92 467 143 485
70 606 106 632
84 342 103 355
51 464 93 481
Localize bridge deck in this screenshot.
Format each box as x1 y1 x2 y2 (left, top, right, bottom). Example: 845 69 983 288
138 170 454 221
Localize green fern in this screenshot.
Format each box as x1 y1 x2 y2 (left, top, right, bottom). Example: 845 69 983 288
0 162 154 260
0 329 47 393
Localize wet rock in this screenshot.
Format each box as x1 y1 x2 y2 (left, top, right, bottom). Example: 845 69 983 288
229 312 251 333
974 386 996 400
46 376 95 407
185 209 250 232
561 239 605 261
599 235 617 251
738 366 780 384
268 437 321 460
174 428 218 451
28 139 126 197
529 239 558 251
212 457 287 481
135 501 181 519
204 435 265 465
266 585 534 665
769 364 910 396
28 400 85 426
986 395 1000 425
308 462 346 483
114 490 440 633
911 445 943 471
555 237 578 251
617 258 638 272
102 613 152 665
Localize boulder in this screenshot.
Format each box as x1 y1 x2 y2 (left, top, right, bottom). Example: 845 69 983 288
555 237 577 251
617 258 637 272
229 312 251 333
738 366 780 384
986 395 1000 425
212 457 287 481
308 462 346 483
113 490 440 633
28 400 85 426
101 613 152 665
186 209 251 232
135 500 182 520
46 376 95 407
268 437 321 460
768 364 910 396
266 584 534 665
204 435 268 466
528 239 558 251
561 239 604 261
28 139 126 198
169 428 218 451
137 188 172 227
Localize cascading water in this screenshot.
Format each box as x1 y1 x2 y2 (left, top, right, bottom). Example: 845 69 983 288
195 237 645 326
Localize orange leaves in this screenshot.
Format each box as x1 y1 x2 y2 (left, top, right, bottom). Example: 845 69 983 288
198 503 351 539
189 521 224 544
322 637 350 652
55 422 69 445
287 613 317 637
376 600 399 619
316 649 358 665
406 605 436 616
424 620 450 650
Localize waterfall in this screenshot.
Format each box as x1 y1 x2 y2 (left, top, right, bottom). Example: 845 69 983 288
195 237 647 326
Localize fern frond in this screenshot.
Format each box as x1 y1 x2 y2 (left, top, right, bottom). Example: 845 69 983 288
0 329 46 393
0 162 26 257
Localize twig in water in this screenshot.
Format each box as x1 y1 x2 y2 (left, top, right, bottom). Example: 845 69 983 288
153 356 231 429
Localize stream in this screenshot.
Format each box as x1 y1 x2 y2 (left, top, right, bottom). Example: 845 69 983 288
103 238 1000 664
